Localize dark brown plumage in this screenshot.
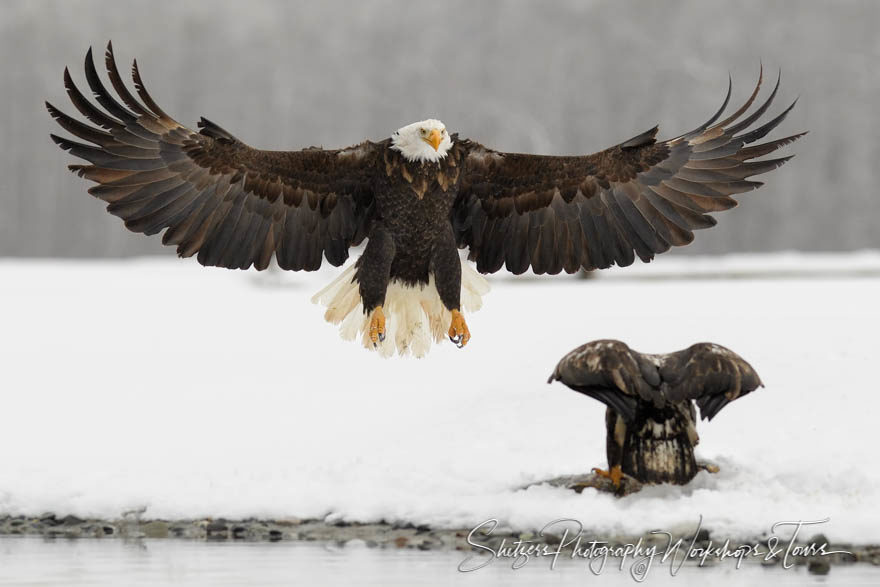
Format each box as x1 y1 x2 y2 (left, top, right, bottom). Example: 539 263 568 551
48 45 379 273
548 340 763 486
48 44 802 354
454 73 803 275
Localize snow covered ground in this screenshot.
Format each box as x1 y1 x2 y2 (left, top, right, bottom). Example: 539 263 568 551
1 252 878 543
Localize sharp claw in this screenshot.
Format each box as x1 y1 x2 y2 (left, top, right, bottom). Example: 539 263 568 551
592 466 623 488
448 309 471 349
368 307 385 348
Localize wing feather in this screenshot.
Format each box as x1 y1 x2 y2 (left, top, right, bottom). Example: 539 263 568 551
549 340 763 422
49 44 380 271
659 343 764 421
547 339 656 422
455 71 802 273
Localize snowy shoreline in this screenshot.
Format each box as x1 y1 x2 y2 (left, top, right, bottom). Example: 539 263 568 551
3 253 879 548
2 513 874 576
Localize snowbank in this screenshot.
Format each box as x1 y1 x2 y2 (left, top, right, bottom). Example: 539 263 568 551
1 252 878 542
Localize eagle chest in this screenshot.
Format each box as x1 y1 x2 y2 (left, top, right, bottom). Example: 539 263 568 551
382 149 461 201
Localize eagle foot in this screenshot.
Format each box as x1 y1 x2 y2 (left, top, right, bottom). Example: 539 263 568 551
448 309 471 348
699 462 721 474
591 465 623 488
369 306 386 346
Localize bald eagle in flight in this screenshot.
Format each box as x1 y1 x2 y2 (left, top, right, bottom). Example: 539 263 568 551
548 340 763 489
48 44 802 357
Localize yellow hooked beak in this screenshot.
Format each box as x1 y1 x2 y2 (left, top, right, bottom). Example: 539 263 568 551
424 128 443 151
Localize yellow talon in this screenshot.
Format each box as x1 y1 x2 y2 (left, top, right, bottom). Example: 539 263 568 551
448 309 471 348
592 465 623 488
369 306 386 346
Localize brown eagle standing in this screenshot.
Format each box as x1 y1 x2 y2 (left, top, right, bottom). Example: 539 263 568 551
548 340 764 488
48 44 802 357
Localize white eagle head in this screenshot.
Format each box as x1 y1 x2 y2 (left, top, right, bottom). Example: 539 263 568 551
391 119 453 163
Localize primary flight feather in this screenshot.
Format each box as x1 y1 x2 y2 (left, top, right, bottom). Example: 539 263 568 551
48 43 803 357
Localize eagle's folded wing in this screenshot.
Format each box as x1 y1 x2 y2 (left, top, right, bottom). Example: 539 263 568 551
48 44 380 271
454 69 804 275
660 343 764 421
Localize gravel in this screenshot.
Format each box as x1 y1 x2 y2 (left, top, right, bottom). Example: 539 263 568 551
1 512 875 575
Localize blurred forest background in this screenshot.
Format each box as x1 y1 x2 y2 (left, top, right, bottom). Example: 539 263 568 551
1 0 877 258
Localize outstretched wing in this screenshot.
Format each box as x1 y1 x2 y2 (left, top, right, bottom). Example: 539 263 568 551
454 69 804 275
48 43 382 271
659 342 763 421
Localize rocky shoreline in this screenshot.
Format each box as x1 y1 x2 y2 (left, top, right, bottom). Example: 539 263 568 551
1 513 877 576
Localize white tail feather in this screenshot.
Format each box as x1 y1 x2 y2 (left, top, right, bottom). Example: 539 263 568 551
311 256 490 358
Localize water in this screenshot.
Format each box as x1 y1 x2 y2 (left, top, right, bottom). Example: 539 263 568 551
1 537 878 586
